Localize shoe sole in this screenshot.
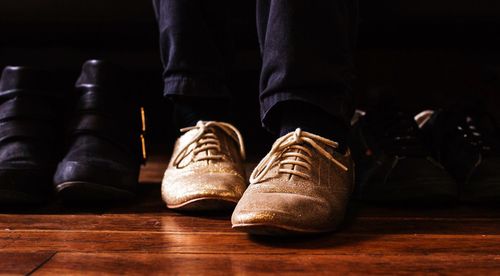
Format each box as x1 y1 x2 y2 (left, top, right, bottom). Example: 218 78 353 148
232 223 334 236
166 196 239 211
56 181 135 202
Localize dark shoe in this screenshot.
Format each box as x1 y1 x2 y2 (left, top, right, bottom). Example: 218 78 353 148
0 66 65 204
420 108 500 203
351 109 457 203
54 60 146 203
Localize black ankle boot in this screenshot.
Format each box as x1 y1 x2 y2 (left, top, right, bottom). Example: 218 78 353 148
420 107 500 203
54 60 146 203
0 66 66 204
351 109 457 203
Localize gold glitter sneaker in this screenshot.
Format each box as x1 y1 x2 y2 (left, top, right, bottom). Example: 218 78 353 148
162 121 247 210
231 128 354 235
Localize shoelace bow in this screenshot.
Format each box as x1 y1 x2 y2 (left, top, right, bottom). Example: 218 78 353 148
249 128 348 184
173 121 245 168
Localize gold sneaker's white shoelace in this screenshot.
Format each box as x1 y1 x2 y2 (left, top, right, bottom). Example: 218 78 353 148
173 121 245 168
250 128 348 184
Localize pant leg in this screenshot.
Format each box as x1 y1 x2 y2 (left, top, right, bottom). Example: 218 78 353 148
256 0 358 131
152 0 232 99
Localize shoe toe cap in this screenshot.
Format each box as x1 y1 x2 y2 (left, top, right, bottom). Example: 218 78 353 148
231 186 346 233
162 170 246 208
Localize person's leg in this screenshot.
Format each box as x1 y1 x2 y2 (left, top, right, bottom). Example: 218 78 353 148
256 0 358 148
231 0 358 236
152 0 233 128
154 0 247 212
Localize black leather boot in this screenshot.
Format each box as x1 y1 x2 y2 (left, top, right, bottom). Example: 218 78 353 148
54 60 146 202
420 107 500 203
351 109 457 203
0 66 65 204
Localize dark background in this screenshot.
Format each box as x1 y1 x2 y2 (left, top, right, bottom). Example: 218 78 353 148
1 0 500 153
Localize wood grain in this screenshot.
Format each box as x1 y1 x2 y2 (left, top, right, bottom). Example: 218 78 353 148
33 253 500 276
0 214 499 235
0 154 497 275
0 252 55 275
0 231 499 255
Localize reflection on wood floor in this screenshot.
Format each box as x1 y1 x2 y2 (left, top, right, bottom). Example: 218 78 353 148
0 154 499 275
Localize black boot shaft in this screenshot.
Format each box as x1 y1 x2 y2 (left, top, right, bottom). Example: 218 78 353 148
54 60 145 202
0 66 68 204
0 66 65 99
71 60 143 160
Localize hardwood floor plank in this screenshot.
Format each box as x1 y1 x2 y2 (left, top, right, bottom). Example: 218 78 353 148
353 204 500 219
0 214 499 235
0 252 55 275
0 213 233 233
33 252 500 275
0 231 498 255
0 154 496 274
138 154 169 184
0 185 498 219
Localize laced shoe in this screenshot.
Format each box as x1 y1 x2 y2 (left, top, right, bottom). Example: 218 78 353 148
420 108 500 203
351 110 457 202
162 121 246 210
231 129 354 235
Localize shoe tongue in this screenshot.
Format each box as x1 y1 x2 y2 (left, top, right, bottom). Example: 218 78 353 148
365 110 428 157
364 109 417 128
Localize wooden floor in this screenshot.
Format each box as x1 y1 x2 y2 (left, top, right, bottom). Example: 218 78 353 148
0 154 499 275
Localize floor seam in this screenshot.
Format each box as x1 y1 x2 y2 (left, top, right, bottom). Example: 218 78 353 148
26 251 57 275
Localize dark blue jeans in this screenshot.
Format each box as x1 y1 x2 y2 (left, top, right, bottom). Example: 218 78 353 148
152 0 358 130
